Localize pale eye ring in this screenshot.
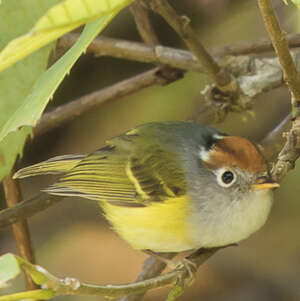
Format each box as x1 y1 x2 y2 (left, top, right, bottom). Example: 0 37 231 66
216 169 236 188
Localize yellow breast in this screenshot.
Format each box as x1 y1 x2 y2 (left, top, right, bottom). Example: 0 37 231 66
100 196 194 252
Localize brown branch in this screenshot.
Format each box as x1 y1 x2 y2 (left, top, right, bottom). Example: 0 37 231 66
57 35 204 72
271 122 300 182
57 33 300 71
2 172 38 290
149 0 237 95
214 33 300 56
130 1 183 85
258 0 300 182
34 68 177 137
0 193 62 229
258 0 300 112
130 1 160 46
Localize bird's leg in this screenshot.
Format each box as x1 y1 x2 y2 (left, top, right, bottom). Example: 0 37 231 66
144 244 238 285
143 250 197 284
143 250 177 269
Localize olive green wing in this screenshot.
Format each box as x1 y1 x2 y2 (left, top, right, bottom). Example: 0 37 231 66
13 154 86 179
44 131 186 207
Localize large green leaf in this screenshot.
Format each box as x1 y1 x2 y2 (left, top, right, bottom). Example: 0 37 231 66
0 16 119 144
0 0 134 73
0 0 60 180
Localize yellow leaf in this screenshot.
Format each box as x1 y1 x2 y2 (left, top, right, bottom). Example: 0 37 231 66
0 0 134 73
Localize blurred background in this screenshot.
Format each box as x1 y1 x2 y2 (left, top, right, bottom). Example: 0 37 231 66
1 0 300 300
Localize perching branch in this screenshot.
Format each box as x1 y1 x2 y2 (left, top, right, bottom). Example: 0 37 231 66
0 249 218 300
2 171 38 290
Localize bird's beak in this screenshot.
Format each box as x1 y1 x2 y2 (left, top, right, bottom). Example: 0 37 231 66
251 177 280 190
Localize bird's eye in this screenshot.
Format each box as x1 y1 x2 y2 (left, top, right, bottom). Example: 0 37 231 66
216 169 236 188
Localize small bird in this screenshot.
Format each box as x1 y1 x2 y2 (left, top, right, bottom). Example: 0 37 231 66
14 121 279 255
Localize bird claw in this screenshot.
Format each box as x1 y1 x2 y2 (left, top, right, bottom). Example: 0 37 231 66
174 258 197 286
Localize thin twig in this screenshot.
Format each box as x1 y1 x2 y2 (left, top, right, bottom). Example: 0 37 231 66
258 0 300 181
149 0 237 95
130 1 160 46
258 0 300 113
2 172 38 290
0 193 62 228
213 33 300 56
129 0 183 85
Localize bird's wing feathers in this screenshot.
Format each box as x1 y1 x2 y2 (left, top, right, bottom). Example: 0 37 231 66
43 130 186 207
13 154 86 179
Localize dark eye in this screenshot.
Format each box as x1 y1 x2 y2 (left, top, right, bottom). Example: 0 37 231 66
222 171 234 184
216 169 236 188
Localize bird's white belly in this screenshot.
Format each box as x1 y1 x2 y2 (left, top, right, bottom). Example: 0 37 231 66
187 189 273 248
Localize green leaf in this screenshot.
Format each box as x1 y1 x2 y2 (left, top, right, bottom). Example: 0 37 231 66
15 256 49 285
0 254 54 301
0 0 60 180
0 290 54 301
0 253 20 288
0 16 116 144
166 281 185 301
0 0 134 72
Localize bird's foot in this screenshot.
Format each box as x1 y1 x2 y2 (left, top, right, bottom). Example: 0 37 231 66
143 250 197 285
174 257 197 285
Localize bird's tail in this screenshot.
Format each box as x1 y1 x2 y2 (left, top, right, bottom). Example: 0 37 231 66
13 154 86 179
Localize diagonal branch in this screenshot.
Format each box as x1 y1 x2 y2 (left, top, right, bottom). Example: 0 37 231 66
258 0 300 112
34 68 173 137
258 0 300 182
130 1 160 46
149 0 237 96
